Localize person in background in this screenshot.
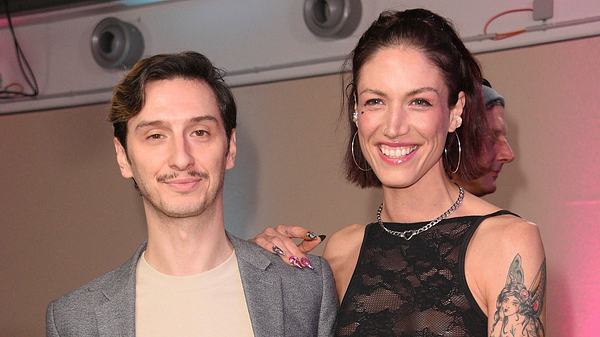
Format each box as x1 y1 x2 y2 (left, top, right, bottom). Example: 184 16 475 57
254 9 545 337
453 79 515 196
46 52 337 337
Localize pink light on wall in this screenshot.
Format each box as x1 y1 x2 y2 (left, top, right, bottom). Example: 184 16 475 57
480 34 600 336
554 201 600 335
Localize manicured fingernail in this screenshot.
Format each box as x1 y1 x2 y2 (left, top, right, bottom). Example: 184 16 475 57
289 256 303 269
318 234 327 242
300 257 314 270
272 245 285 256
306 232 318 240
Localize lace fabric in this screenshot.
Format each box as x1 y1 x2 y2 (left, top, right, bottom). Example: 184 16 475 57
335 212 512 337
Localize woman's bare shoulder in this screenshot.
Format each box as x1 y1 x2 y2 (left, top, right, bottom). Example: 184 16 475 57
323 223 367 259
474 209 540 244
323 223 368 299
466 210 545 314
457 191 502 216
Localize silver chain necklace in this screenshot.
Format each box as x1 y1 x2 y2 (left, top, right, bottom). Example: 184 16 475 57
377 186 465 240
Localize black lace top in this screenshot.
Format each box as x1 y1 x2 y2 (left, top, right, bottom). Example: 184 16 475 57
335 210 514 337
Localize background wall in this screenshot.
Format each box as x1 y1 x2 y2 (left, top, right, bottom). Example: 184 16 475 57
1 35 598 336
2 0 600 113
478 36 600 335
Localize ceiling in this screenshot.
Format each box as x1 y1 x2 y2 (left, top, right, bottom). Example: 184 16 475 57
0 0 112 17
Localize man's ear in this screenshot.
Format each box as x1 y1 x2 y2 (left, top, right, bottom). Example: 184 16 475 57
448 91 465 132
225 129 237 170
113 138 133 178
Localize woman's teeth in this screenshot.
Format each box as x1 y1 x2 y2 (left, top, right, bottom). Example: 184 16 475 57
380 145 417 158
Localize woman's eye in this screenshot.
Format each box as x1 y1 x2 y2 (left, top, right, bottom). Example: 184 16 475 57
364 98 384 106
411 98 432 106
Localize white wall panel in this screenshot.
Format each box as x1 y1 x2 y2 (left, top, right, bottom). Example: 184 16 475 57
1 0 599 114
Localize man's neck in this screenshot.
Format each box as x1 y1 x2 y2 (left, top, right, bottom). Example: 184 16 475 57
143 203 233 276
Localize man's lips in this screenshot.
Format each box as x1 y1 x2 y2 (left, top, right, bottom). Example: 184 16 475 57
490 167 503 179
165 177 201 184
163 177 202 191
157 171 208 183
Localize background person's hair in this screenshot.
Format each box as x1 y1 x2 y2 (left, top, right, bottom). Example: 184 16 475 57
109 51 237 150
344 9 489 188
482 79 506 109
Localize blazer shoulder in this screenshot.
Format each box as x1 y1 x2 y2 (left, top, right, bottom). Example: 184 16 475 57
233 233 321 264
49 243 143 314
229 233 333 281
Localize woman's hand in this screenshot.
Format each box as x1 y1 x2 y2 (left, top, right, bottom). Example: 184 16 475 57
252 224 326 269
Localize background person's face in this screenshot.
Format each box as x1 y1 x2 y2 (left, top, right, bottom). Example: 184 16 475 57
460 104 514 196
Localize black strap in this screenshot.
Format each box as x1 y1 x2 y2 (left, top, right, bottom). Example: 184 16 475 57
481 209 520 219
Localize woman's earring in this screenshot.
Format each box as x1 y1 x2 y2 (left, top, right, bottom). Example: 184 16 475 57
444 132 462 174
353 93 359 123
351 131 371 172
455 116 462 128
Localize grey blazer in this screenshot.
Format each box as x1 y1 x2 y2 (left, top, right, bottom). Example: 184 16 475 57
46 234 337 337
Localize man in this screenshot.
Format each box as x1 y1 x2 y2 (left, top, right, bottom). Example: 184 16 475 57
46 52 337 337
453 80 515 196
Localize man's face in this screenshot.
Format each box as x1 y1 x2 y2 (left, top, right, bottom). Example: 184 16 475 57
114 78 236 219
463 104 514 196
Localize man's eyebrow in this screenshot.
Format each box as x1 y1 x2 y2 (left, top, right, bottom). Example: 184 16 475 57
190 115 218 124
135 120 167 131
134 115 219 131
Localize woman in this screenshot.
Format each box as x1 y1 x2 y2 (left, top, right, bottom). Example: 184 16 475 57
255 9 545 336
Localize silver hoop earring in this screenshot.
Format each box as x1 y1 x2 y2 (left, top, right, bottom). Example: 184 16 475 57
351 131 371 172
444 132 461 174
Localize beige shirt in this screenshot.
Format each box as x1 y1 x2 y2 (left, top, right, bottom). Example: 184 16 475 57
135 250 255 337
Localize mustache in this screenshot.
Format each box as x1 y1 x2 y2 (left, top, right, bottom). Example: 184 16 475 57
156 170 209 183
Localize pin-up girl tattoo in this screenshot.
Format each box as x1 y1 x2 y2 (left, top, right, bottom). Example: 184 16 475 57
491 254 546 337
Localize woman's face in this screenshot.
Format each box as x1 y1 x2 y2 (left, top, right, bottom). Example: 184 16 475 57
501 294 520 317
354 46 463 188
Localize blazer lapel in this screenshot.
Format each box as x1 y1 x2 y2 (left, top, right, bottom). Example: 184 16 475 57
95 243 145 337
96 288 135 337
229 234 284 337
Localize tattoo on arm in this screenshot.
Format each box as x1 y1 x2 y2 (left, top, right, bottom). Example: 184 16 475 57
490 254 546 337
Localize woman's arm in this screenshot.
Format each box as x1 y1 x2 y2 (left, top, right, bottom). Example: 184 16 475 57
467 215 546 337
322 224 366 301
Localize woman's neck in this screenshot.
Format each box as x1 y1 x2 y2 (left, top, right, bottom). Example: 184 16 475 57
380 170 459 223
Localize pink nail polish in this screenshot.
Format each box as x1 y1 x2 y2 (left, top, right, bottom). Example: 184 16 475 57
289 256 303 269
300 257 314 270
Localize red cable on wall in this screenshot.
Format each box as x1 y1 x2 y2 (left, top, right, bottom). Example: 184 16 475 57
484 8 533 40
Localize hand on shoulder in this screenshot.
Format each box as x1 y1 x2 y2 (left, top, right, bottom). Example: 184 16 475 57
251 224 326 269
